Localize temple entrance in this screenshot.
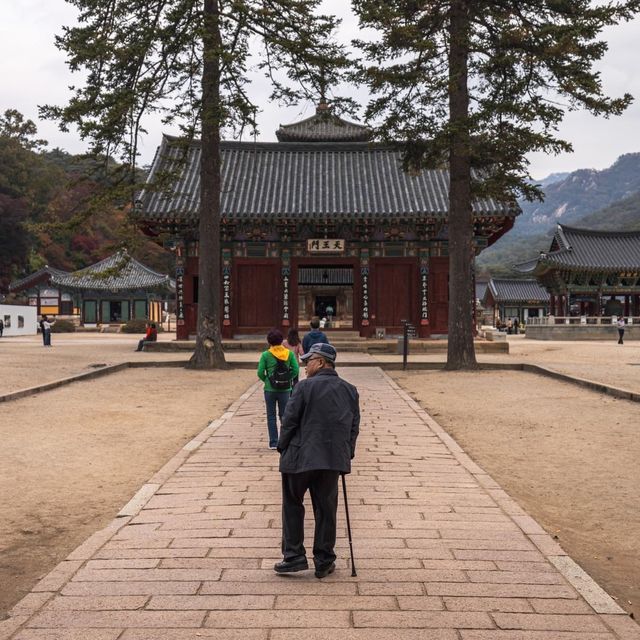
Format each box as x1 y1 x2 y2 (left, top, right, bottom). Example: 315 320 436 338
315 296 337 318
297 266 353 329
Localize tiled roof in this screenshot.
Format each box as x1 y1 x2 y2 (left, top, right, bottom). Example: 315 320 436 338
55 252 172 291
10 253 172 293
137 135 519 223
9 266 70 292
276 107 371 142
475 281 489 301
516 224 640 273
486 278 550 303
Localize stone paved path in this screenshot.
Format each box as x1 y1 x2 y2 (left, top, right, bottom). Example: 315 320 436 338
3 367 639 639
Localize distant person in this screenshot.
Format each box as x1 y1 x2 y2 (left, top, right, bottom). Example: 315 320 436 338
0 318 3 337
302 317 329 354
135 322 158 351
617 316 626 344
513 317 520 334
257 329 299 450
506 318 513 335
283 328 303 386
42 315 56 347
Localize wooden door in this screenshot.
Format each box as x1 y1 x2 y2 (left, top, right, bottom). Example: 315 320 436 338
372 261 415 328
235 261 280 330
429 256 449 333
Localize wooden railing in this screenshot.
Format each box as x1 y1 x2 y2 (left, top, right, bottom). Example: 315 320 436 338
526 316 640 326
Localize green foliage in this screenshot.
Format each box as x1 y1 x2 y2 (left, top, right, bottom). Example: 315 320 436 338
50 319 76 333
120 319 150 333
0 109 48 151
578 190 640 231
352 0 640 203
0 122 64 289
0 109 172 291
42 0 352 167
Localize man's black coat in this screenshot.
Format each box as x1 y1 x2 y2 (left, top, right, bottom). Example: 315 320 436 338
277 368 360 474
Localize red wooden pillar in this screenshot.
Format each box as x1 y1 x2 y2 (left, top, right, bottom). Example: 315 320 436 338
624 295 630 316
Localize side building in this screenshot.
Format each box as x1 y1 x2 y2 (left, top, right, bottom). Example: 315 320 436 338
9 252 174 326
482 278 550 326
137 105 519 340
516 224 640 318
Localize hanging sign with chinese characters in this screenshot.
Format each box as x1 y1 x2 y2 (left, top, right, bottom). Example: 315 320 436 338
222 249 231 326
307 239 345 253
361 267 369 326
420 263 429 324
361 249 370 327
222 270 231 325
175 266 185 325
282 267 290 326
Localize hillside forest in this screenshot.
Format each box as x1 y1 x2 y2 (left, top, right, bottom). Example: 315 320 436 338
0 109 172 292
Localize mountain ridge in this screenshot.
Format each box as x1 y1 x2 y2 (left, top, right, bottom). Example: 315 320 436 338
477 152 640 276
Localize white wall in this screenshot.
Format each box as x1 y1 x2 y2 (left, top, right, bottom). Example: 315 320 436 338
0 304 38 336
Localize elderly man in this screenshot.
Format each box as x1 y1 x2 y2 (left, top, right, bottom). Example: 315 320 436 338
274 343 360 579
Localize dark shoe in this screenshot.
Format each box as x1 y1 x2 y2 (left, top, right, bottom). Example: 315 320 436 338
274 558 309 574
314 562 336 579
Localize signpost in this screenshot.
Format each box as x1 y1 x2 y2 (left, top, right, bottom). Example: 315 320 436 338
401 320 417 370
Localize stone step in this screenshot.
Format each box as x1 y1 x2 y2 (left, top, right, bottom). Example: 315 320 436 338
145 340 508 354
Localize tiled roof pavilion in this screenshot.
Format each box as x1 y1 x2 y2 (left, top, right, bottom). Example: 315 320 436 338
515 224 640 313
517 224 640 274
484 278 550 305
10 252 173 293
276 103 372 143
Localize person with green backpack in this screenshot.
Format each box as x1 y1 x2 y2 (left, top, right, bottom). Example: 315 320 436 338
257 329 300 449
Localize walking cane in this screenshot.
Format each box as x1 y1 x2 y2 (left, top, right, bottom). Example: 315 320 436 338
341 473 357 577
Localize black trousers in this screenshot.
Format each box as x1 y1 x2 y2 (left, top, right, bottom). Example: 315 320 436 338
281 470 340 568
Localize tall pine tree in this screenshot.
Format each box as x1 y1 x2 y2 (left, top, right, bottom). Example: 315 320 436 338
44 0 348 368
353 0 639 369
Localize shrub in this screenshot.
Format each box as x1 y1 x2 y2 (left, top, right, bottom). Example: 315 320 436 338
120 319 148 333
51 319 76 332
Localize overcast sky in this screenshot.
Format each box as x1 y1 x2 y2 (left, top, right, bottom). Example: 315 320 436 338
2 0 639 180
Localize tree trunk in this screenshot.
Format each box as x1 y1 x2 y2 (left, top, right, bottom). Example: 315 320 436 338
188 0 227 369
446 0 478 370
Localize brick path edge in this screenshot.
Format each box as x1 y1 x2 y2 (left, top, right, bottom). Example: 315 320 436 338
381 369 632 624
0 381 262 640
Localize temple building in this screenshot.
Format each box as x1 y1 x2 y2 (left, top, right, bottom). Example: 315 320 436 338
137 105 519 339
516 224 640 317
9 252 173 325
482 278 550 325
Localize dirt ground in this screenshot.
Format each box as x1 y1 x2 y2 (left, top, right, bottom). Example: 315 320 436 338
391 369 640 618
0 333 188 395
0 367 256 617
5 332 640 396
2 333 639 620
